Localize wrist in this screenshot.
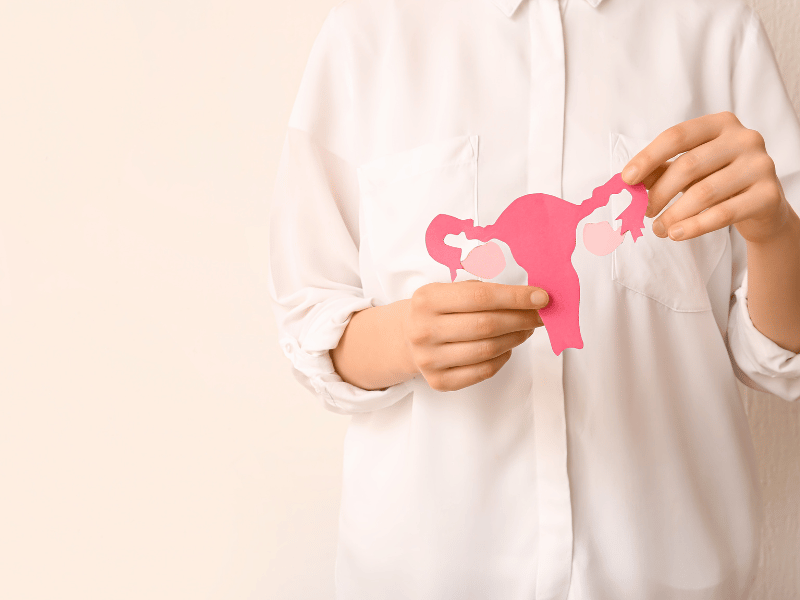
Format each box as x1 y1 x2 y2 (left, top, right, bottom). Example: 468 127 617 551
744 200 800 249
394 299 419 377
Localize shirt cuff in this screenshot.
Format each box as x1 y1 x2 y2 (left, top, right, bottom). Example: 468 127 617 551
727 270 800 401
278 297 415 414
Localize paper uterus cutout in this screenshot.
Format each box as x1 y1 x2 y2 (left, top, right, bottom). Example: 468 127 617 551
425 172 649 355
582 220 625 256
461 241 507 279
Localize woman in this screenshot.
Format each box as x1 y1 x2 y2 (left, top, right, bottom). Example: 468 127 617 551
269 0 800 597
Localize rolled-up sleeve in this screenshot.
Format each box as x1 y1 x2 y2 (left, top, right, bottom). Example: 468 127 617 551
268 6 413 414
728 268 800 401
726 7 800 402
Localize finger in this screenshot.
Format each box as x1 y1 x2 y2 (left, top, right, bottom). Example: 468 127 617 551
422 329 534 371
429 350 513 392
428 280 549 314
621 111 738 186
651 158 757 238
663 183 767 241
644 135 740 220
640 161 671 190
639 160 673 218
645 168 706 219
428 308 543 343
641 161 706 198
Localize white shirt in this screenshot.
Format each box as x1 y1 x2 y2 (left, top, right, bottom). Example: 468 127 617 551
267 0 800 598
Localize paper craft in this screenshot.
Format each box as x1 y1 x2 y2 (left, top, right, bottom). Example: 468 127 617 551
461 241 506 279
582 220 625 256
425 172 649 355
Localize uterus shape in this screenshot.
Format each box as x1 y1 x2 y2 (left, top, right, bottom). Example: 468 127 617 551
425 172 649 355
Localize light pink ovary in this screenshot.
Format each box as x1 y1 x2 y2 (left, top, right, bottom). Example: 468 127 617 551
461 242 506 278
583 221 624 256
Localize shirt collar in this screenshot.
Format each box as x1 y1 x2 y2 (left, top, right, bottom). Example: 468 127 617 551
487 0 605 18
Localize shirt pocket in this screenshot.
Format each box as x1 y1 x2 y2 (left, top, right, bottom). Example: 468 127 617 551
609 131 728 312
357 134 479 302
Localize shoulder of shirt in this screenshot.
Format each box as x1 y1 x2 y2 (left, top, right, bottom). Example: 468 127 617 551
631 0 757 45
659 0 755 23
326 0 429 55
331 0 445 28
332 0 410 19
329 0 757 45
332 0 756 24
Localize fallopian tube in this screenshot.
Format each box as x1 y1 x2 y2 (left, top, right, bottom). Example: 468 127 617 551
425 172 649 355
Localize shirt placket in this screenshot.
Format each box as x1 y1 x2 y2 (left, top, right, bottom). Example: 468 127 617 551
527 1 574 599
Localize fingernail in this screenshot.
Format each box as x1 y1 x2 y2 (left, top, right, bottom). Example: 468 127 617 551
531 290 548 307
652 220 666 237
669 225 684 240
622 165 638 184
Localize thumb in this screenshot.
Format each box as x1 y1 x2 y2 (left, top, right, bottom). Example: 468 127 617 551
529 287 549 308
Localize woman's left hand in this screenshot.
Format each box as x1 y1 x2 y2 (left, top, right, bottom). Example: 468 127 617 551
621 110 794 245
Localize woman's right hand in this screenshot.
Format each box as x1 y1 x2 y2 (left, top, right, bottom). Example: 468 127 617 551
401 280 550 392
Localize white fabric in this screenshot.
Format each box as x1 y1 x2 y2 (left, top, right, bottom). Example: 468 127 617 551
267 0 800 598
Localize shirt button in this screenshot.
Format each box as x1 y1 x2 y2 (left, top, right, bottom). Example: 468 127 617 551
284 343 293 353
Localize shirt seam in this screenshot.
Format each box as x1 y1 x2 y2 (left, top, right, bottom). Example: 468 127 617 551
731 6 759 93
329 4 356 163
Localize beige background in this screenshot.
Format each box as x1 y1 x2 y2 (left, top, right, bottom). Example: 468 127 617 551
0 0 797 598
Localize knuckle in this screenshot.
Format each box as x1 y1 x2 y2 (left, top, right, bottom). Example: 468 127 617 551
715 203 735 226
767 179 782 199
681 150 702 170
756 152 776 175
477 338 498 361
407 323 433 345
720 110 740 125
745 128 766 149
411 286 430 309
513 289 528 310
412 283 429 300
415 351 436 371
664 125 687 148
694 179 717 204
678 151 703 178
474 313 494 336
471 284 492 307
761 180 782 206
478 361 496 381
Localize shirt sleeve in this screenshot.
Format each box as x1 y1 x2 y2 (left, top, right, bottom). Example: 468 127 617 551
725 7 800 402
268 6 414 414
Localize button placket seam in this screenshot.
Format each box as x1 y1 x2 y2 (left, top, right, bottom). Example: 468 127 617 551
528 1 573 599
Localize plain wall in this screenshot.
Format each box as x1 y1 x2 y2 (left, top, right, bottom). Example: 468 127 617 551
0 1 796 599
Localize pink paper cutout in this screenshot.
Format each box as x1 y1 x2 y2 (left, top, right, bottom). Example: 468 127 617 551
583 221 624 256
461 241 506 278
425 172 648 355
